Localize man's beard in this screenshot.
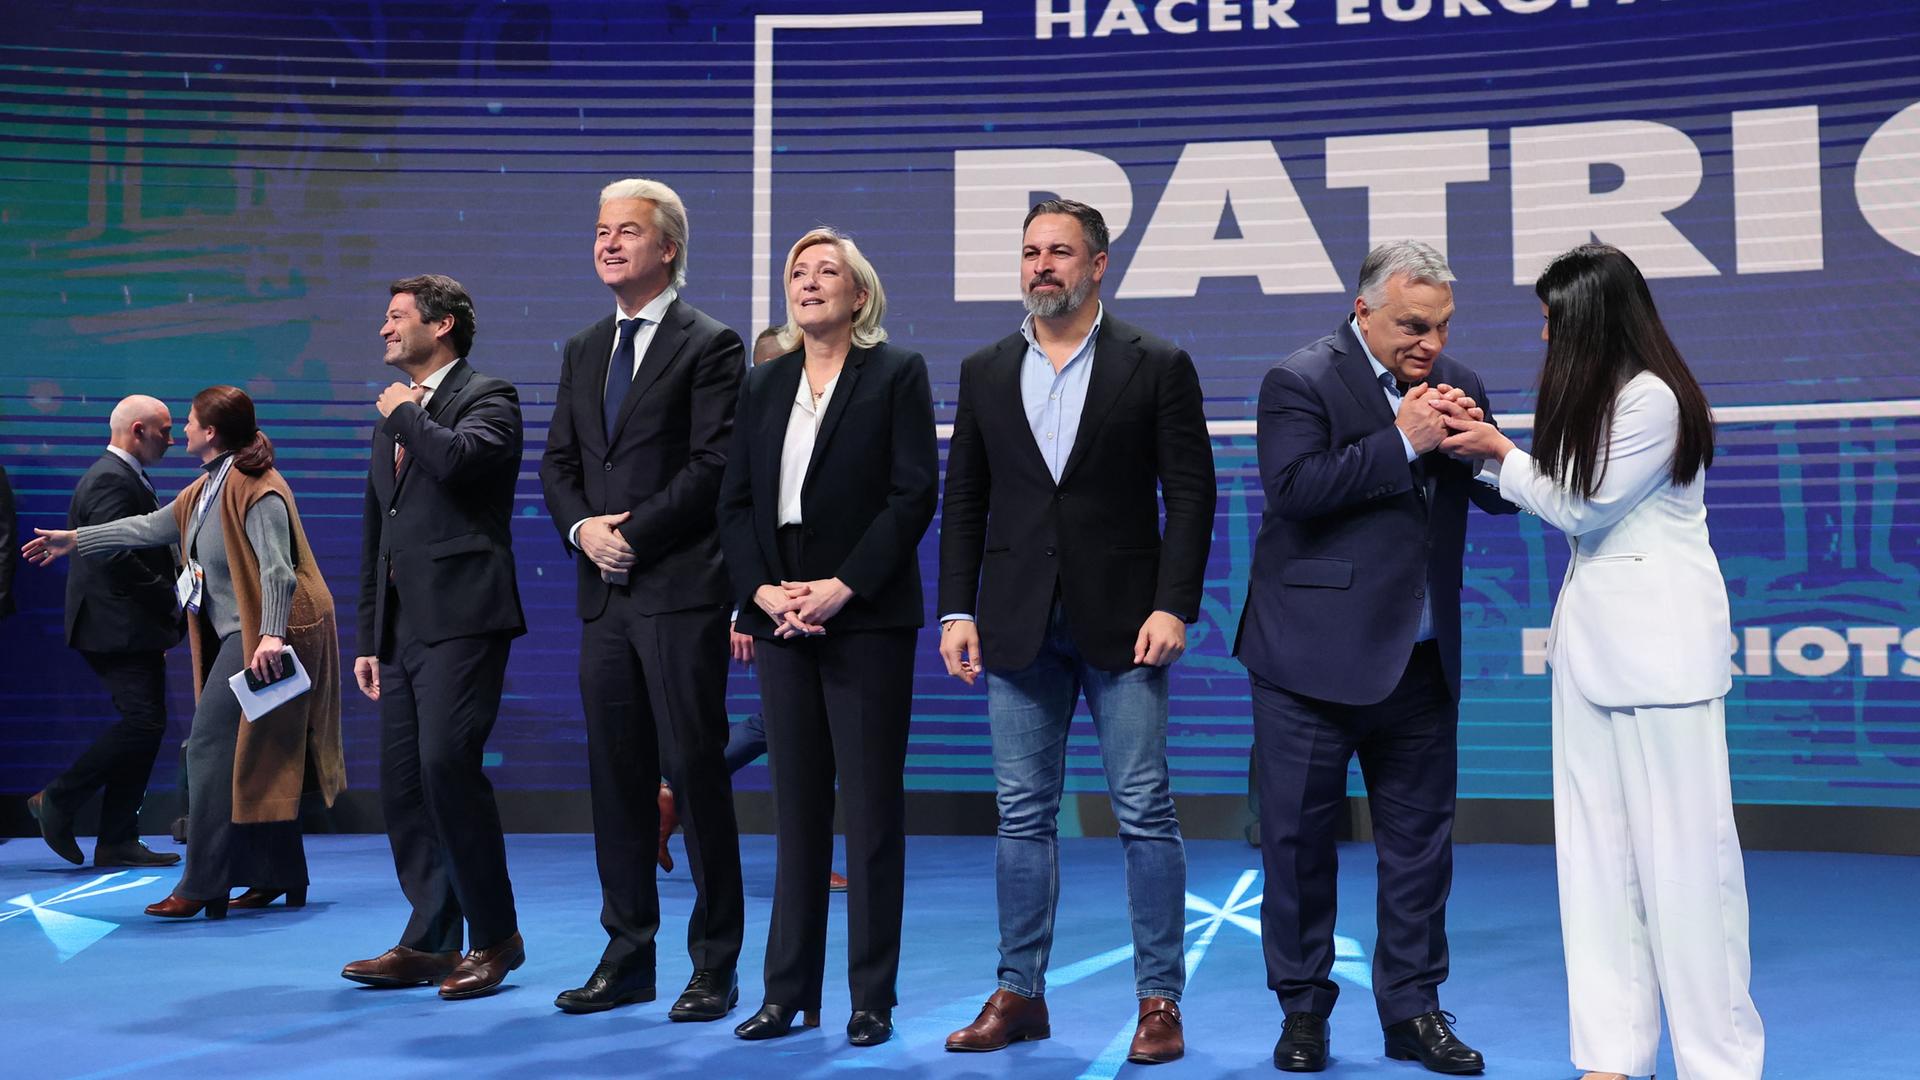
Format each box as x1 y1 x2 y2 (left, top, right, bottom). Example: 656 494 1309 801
1022 273 1095 319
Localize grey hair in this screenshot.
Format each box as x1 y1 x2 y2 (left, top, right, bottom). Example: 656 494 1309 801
1357 240 1455 306
599 177 690 288
109 394 167 435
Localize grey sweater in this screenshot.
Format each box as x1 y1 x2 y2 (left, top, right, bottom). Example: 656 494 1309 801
76 488 295 640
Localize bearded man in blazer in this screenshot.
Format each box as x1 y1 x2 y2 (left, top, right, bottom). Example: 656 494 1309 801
1235 241 1517 1074
539 177 746 1021
27 396 184 869
343 274 528 1000
938 199 1216 1066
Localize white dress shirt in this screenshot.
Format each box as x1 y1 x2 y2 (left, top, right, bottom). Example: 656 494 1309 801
777 365 841 526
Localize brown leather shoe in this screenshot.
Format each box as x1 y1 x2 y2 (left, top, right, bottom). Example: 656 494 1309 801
657 783 678 872
945 988 1050 1052
341 946 459 988
438 932 526 999
1127 997 1185 1064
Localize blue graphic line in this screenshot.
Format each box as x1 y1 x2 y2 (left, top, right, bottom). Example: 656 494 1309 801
1078 869 1263 1080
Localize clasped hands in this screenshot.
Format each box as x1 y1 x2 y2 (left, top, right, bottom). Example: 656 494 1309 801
1394 382 1511 461
577 511 637 579
754 578 853 638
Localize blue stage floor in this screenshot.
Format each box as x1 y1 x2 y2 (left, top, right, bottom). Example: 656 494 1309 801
1 833 1910 1079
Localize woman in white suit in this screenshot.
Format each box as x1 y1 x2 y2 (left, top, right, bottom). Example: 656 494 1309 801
1439 244 1763 1080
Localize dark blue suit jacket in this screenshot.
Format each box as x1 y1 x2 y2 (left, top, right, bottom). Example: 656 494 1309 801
1234 320 1516 706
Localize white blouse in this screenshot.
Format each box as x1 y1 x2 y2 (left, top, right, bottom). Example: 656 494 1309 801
777 366 841 526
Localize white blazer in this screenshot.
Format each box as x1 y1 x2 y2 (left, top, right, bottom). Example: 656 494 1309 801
1495 370 1732 709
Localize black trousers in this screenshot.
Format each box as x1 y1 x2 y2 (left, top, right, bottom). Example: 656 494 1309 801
378 593 519 953
45 649 170 844
757 625 915 1011
580 591 743 979
1250 640 1458 1027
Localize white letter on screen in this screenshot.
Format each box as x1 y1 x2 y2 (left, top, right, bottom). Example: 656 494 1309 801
1510 120 1717 284
1734 106 1824 273
1120 140 1341 298
1856 101 1920 257
1325 129 1490 258
953 148 1135 302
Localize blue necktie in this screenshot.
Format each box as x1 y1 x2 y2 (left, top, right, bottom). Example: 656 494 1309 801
604 317 644 438
1378 370 1400 397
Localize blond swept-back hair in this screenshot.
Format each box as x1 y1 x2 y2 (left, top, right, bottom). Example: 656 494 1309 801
598 177 690 288
776 228 888 351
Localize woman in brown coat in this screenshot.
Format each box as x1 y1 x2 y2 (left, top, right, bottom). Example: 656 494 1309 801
25 386 344 918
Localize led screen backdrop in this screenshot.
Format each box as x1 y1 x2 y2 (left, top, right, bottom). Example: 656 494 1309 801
2 0 1916 810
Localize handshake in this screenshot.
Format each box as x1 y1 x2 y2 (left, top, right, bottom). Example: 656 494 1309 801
1394 383 1513 463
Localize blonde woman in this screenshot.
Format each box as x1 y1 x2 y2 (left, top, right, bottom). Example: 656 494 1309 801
717 228 936 1046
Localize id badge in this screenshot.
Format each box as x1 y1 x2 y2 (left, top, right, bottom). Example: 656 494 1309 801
175 561 205 613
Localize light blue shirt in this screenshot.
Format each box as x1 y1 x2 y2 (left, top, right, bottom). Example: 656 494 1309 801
1021 302 1104 482
1350 317 1434 643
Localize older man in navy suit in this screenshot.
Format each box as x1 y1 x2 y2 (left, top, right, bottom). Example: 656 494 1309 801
1236 241 1516 1074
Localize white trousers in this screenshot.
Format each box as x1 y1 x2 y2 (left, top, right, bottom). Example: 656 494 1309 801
1551 667 1765 1080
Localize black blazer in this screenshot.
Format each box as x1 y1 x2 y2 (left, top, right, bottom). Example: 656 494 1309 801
718 342 938 638
938 314 1217 672
541 298 744 620
1232 319 1518 706
358 358 528 657
63 453 182 653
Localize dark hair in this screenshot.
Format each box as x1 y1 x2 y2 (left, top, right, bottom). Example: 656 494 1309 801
754 325 782 346
1531 243 1713 500
390 273 477 358
1023 198 1109 256
192 385 275 476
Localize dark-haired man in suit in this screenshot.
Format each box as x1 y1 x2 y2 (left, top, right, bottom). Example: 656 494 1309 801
939 198 1216 1065
342 273 528 1000
541 177 745 1021
1236 241 1516 1073
28 396 183 868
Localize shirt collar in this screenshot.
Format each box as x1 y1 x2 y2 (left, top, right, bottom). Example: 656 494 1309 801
616 286 677 325
105 445 144 474
1020 301 1104 359
414 357 460 392
1350 316 1394 386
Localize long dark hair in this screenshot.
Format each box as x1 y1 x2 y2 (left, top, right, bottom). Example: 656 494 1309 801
192 385 275 476
1531 244 1713 500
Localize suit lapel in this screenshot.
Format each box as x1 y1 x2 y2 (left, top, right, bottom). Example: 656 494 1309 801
1057 321 1141 487
801 346 867 494
609 300 693 443
759 355 803 510
989 336 1054 482
102 452 157 510
1332 319 1397 428
579 315 618 452
391 358 471 502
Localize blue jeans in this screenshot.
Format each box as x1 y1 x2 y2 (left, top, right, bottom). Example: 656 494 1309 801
985 601 1186 1002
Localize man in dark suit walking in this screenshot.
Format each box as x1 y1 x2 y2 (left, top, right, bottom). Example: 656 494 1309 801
341 274 528 1000
939 199 1216 1065
540 178 745 1020
27 396 183 868
1236 241 1516 1074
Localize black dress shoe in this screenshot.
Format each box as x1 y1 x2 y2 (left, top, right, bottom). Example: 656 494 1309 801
94 840 182 868
668 968 739 1022
555 963 657 1014
1383 1011 1485 1075
734 1002 821 1040
26 791 83 865
1273 1012 1329 1072
847 1009 893 1046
